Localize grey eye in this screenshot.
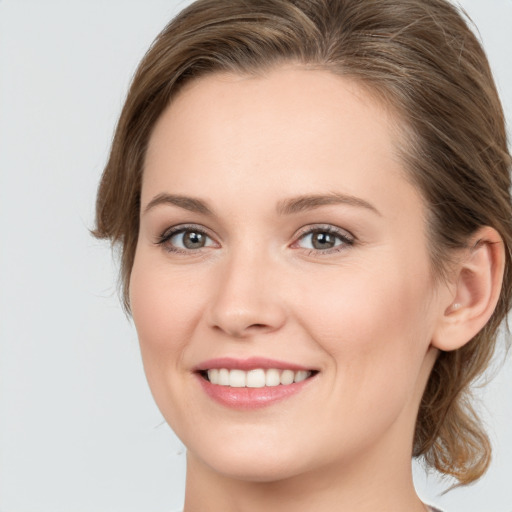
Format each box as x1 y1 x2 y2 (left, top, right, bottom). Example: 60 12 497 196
299 230 344 250
170 230 212 250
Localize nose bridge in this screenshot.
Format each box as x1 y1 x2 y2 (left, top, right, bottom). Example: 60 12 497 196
207 242 286 337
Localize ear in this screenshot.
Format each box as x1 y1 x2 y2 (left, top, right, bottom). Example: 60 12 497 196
432 226 505 352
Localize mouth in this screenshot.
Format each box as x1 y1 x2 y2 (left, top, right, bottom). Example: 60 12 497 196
199 368 317 388
194 358 319 409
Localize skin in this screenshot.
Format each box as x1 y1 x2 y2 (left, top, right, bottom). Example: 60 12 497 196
129 67 494 511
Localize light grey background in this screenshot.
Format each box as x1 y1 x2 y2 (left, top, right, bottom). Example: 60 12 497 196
0 1 510 511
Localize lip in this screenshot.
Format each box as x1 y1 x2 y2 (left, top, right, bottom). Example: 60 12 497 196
196 374 315 409
194 357 315 372
194 357 318 410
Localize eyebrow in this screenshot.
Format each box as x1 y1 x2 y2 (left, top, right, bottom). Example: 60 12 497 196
276 192 381 216
143 193 214 216
143 192 380 217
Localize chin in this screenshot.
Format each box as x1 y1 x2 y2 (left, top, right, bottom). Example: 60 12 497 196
184 432 317 483
202 454 310 483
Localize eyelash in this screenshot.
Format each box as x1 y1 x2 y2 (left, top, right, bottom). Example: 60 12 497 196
155 224 215 255
155 223 355 255
293 224 355 255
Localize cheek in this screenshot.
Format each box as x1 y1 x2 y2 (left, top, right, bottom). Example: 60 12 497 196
130 254 199 347
129 251 206 394
296 261 434 402
299 262 428 338
129 252 212 427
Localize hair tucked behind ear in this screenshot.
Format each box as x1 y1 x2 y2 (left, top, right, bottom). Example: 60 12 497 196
94 0 512 484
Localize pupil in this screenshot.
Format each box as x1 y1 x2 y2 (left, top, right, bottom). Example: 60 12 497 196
184 231 205 249
313 232 335 249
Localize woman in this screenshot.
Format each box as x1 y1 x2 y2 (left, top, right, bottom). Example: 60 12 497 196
94 0 512 510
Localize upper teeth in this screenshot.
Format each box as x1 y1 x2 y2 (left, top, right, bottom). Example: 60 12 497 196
206 368 312 388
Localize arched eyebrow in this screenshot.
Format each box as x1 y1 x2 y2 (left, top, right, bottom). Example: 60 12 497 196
276 193 381 216
143 192 380 217
143 193 213 216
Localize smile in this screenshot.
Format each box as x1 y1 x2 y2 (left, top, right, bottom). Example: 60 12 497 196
195 358 318 409
204 368 313 387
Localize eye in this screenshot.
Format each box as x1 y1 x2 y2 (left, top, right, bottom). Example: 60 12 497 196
294 226 354 253
171 230 211 249
156 225 217 253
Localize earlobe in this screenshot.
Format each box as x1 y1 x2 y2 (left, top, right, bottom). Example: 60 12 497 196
432 226 505 352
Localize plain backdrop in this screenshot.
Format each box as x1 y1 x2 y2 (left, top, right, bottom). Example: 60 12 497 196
0 1 511 511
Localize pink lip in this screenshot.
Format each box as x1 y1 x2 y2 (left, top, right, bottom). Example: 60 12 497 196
193 357 317 410
196 374 315 409
194 357 313 372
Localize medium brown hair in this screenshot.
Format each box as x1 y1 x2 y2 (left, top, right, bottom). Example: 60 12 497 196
94 0 512 484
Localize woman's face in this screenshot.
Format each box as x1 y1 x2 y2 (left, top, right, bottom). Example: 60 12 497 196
131 67 446 482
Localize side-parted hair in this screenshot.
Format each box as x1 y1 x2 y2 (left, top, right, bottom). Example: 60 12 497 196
94 0 512 484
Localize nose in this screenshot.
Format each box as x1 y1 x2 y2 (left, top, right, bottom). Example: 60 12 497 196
206 249 287 338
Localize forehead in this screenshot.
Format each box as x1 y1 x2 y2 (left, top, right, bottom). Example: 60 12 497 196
142 66 418 217
146 67 400 162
